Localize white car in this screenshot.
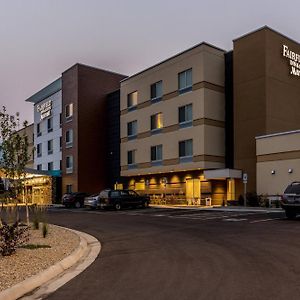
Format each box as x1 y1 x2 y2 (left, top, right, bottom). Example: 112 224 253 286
84 193 101 209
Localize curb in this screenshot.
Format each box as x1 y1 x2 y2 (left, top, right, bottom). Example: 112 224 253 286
0 226 101 300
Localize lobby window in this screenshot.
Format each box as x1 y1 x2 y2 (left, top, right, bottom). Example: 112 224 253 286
127 150 136 165
65 103 73 121
179 139 193 158
127 91 138 110
179 104 193 127
151 145 162 162
66 184 73 194
37 143 42 157
37 123 41 137
48 162 53 171
37 164 42 171
151 113 163 132
151 81 163 102
66 155 73 174
47 117 53 132
66 129 73 148
178 68 192 94
47 140 53 155
127 120 137 138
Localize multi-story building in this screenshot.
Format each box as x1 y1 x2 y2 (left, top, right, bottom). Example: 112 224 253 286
120 43 241 205
27 63 126 196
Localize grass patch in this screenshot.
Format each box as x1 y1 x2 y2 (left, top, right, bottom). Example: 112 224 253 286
19 244 51 250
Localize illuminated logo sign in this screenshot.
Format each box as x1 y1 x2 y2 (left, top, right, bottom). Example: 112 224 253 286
282 45 300 76
36 100 52 120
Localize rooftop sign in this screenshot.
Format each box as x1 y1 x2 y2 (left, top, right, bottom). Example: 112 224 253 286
36 100 52 120
282 45 300 76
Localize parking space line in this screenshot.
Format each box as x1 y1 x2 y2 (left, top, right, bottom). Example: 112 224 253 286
249 217 284 224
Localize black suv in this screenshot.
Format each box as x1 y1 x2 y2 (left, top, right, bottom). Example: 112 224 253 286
281 182 300 219
62 192 89 208
98 189 150 210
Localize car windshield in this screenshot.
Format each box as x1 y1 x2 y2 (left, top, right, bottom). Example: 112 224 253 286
284 183 300 194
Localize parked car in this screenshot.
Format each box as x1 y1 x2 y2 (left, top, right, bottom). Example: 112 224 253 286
98 189 150 210
62 192 89 208
281 181 300 219
84 193 101 210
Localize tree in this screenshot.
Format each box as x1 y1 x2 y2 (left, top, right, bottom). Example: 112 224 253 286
0 106 30 224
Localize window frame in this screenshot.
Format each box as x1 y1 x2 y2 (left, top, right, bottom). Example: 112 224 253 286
47 139 53 155
178 68 193 94
127 149 136 166
47 117 53 133
66 155 73 174
151 144 163 162
127 120 137 138
66 129 73 148
127 91 138 110
65 103 73 121
178 103 193 127
150 81 163 102
179 139 193 158
37 143 42 157
150 112 163 132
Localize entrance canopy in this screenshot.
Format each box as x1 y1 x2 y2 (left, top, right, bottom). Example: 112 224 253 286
204 168 242 180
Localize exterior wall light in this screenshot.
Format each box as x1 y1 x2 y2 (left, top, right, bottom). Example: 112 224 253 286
288 168 293 174
271 170 276 175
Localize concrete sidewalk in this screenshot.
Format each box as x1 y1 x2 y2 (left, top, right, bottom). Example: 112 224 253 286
150 204 283 213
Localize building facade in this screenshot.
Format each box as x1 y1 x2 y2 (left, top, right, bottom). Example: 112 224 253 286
120 43 241 205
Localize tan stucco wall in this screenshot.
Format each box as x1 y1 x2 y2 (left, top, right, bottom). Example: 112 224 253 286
120 43 225 177
256 130 300 195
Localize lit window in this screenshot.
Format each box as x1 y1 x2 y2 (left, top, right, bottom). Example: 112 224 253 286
151 81 163 101
127 91 138 109
179 139 193 158
66 155 73 173
178 69 192 93
179 104 193 126
65 103 73 120
47 140 53 155
151 145 163 161
48 162 53 171
66 129 73 148
37 143 42 157
127 150 136 165
151 113 163 131
47 117 53 132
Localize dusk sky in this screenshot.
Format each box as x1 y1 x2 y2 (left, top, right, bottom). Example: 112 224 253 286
1 0 300 124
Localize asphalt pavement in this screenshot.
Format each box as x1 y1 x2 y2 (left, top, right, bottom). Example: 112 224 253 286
27 207 300 300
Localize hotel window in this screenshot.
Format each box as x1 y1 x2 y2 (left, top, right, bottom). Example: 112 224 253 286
65 103 73 121
179 104 193 127
151 81 163 102
127 91 138 110
47 140 53 155
66 129 73 148
127 120 137 138
127 150 136 165
37 143 42 157
48 162 53 171
66 155 73 174
151 145 163 162
47 117 53 132
60 113 62 127
178 68 192 93
151 113 163 132
60 136 62 151
37 123 41 137
179 139 193 158
37 164 42 171
60 160 62 170
66 184 73 193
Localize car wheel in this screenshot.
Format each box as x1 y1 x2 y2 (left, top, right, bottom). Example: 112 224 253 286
74 201 81 209
142 201 149 208
114 202 122 211
286 210 296 219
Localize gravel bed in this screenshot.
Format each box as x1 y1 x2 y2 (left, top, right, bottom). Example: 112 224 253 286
0 224 80 292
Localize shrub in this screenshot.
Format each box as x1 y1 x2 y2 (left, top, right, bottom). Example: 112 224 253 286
246 192 259 207
20 244 51 250
42 223 48 238
0 221 29 256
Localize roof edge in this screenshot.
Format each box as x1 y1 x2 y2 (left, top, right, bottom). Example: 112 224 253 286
121 41 226 83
